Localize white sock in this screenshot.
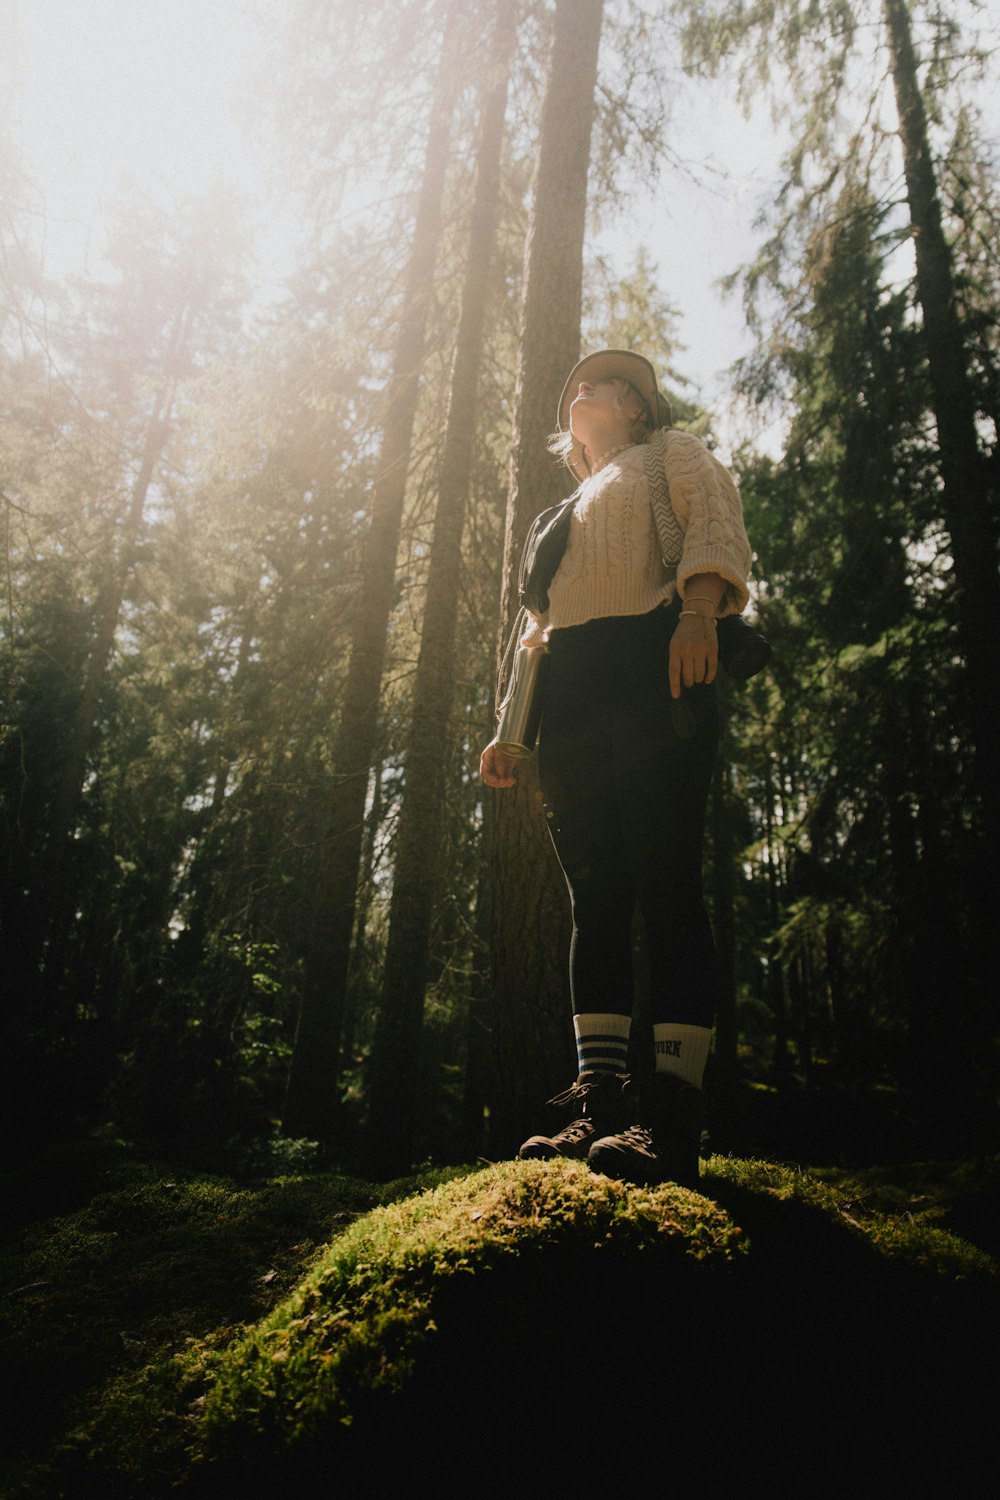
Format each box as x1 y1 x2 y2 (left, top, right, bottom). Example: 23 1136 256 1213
653 1024 712 1088
574 1013 631 1077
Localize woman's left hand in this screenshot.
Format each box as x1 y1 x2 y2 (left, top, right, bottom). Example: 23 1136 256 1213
669 613 718 699
480 741 519 788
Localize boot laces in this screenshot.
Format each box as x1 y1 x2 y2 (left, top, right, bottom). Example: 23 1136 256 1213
545 1073 625 1111
552 1117 599 1146
613 1125 653 1150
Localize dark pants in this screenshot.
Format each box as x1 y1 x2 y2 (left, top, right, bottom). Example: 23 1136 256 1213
537 603 718 1031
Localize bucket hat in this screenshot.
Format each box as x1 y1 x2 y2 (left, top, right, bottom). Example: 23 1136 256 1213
556 348 672 482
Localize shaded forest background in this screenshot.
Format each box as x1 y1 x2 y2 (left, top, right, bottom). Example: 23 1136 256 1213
3 0 999 1179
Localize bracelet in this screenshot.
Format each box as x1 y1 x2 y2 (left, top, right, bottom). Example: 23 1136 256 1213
684 595 720 610
679 610 717 622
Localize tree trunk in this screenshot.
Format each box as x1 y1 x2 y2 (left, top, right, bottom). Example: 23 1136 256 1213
489 0 606 1153
762 747 790 1085
883 0 1000 863
53 375 178 840
37 358 182 999
363 0 517 1175
709 684 738 1090
282 29 457 1142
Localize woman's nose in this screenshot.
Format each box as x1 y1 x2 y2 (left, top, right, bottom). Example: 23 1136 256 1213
578 381 592 395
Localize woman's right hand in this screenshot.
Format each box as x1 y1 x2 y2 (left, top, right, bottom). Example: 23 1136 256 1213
480 741 518 788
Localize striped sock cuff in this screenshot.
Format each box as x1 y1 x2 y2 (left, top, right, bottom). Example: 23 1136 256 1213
652 1024 712 1088
574 1012 631 1077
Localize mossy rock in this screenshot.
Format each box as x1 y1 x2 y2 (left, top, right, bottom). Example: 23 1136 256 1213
88 1156 995 1496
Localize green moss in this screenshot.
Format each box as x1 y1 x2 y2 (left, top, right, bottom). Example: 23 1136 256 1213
6 1150 998 1496
706 1155 998 1279
0 1144 452 1497
193 1159 746 1458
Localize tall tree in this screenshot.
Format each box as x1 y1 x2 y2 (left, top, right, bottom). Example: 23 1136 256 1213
0 188 249 1141
364 0 517 1174
881 0 1000 864
489 0 606 1151
728 171 995 1119
282 14 460 1141
2 192 244 989
679 0 1000 862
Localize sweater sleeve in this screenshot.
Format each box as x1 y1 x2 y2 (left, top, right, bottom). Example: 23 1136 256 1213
664 430 753 616
520 609 550 648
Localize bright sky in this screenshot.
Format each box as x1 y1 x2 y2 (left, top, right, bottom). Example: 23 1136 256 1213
9 1 259 188
6 0 995 454
3 0 779 426
597 98 787 435
4 0 281 271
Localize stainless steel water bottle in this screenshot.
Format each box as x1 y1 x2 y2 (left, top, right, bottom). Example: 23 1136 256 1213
494 644 548 758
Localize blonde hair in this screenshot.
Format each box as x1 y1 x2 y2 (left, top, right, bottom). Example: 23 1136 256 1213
547 378 652 478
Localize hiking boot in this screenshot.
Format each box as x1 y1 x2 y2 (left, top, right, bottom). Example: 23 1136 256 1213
518 1072 628 1161
587 1073 704 1187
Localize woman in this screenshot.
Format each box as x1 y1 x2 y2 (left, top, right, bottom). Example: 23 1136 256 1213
480 349 753 1186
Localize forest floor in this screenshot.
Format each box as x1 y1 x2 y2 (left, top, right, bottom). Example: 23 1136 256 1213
1 1130 998 1497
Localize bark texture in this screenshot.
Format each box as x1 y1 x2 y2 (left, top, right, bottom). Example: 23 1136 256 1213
884 0 1000 861
364 0 517 1174
489 0 606 1152
283 33 457 1141
709 685 737 1090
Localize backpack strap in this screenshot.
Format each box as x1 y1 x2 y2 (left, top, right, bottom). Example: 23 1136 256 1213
643 430 684 568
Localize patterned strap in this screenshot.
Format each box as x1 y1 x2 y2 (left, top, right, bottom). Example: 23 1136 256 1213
644 431 684 567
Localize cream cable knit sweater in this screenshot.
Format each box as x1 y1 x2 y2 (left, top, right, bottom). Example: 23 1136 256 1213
523 428 752 645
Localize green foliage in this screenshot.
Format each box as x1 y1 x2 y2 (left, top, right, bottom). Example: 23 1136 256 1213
712 147 996 1104
237 1133 323 1177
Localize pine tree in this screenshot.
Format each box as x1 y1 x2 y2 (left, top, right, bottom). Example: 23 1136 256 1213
282 15 461 1141
364 0 517 1174
881 0 1000 862
489 0 607 1151
679 0 1000 861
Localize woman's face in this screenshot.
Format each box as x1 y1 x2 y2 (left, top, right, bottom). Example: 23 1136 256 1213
570 378 647 457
